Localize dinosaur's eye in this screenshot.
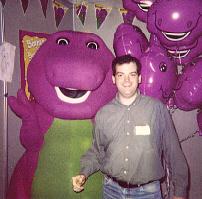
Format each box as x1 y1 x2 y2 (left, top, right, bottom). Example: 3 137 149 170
57 38 69 45
86 41 99 50
159 63 167 72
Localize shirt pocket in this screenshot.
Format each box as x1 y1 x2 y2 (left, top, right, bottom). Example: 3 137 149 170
133 134 154 151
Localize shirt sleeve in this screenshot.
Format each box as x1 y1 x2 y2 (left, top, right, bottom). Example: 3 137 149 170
160 103 189 198
79 111 105 178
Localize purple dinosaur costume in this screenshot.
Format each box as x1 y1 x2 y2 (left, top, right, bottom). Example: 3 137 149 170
7 31 116 199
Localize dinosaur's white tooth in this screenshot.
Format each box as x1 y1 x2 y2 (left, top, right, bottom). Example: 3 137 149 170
55 87 91 104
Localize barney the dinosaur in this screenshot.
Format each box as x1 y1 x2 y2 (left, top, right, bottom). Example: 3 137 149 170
7 31 117 199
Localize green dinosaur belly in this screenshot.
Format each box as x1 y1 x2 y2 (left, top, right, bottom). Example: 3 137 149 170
31 119 103 199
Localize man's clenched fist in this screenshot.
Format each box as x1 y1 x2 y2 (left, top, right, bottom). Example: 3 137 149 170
72 175 86 192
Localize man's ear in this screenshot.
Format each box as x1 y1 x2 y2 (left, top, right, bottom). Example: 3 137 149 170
112 75 115 84
138 75 141 83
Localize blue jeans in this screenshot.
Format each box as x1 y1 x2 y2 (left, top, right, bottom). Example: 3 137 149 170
103 176 162 199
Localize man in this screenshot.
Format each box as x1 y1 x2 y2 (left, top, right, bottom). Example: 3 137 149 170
72 55 188 199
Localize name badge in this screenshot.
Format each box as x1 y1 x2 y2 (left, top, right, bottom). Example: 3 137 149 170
135 125 150 135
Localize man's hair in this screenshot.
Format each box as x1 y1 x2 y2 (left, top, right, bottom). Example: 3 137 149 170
112 54 141 76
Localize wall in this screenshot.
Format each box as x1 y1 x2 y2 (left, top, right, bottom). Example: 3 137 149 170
0 1 201 199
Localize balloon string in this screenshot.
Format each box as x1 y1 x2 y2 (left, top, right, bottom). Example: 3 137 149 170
180 130 199 143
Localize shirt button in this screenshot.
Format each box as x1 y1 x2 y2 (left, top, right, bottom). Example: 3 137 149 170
127 108 130 111
126 132 130 136
125 158 128 162
124 170 127 175
126 146 129 149
127 120 130 123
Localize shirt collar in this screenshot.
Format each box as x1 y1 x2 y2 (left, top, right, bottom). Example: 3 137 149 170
114 90 142 107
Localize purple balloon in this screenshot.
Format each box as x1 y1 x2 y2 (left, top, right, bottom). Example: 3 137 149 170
174 58 202 111
123 0 155 23
147 0 202 47
113 23 148 59
197 111 202 136
165 36 202 65
139 35 177 104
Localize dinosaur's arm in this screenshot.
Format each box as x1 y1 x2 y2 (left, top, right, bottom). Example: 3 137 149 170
8 89 53 151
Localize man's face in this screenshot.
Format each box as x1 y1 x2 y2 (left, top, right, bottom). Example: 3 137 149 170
112 62 141 100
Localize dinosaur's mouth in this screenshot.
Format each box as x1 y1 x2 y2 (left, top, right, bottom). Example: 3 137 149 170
167 49 190 58
137 1 153 12
162 31 190 41
55 87 91 104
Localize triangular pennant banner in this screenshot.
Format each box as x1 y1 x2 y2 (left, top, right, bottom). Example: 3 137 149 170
53 0 68 28
75 3 87 26
0 0 6 7
95 4 111 30
21 0 29 14
40 0 49 18
119 8 128 22
119 9 135 24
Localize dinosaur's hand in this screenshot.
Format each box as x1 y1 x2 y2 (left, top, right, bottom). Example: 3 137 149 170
8 89 43 150
8 89 37 121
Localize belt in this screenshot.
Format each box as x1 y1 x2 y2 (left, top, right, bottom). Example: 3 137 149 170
107 175 151 189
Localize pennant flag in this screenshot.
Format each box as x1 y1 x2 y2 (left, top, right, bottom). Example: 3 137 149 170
119 9 135 24
75 2 87 26
53 0 69 28
40 0 49 17
0 42 16 82
95 4 111 30
0 0 6 7
119 8 127 22
21 0 29 14
19 30 48 98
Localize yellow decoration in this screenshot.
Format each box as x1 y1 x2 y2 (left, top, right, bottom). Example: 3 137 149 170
22 35 46 98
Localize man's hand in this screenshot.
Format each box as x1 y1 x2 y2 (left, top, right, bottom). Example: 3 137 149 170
72 175 86 192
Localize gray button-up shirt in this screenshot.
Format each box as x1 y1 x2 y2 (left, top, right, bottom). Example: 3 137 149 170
80 94 188 197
